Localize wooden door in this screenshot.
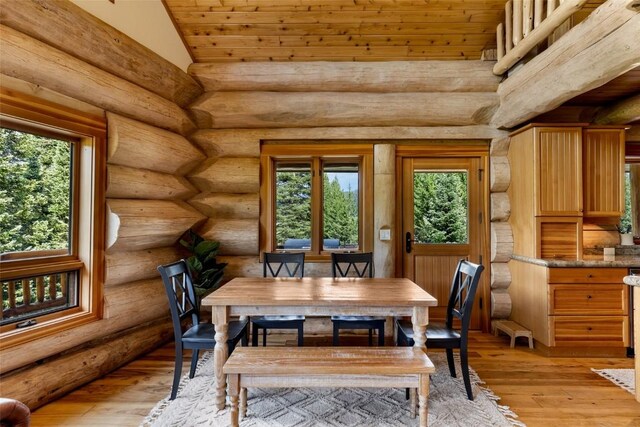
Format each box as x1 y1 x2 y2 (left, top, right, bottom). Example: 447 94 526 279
401 157 487 330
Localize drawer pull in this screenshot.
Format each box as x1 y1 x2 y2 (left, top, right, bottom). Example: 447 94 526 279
587 327 592 331
587 274 593 278
587 295 592 299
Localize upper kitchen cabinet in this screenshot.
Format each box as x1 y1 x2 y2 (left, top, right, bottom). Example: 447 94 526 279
536 126 584 216
582 127 626 218
509 124 626 218
508 124 626 260
509 125 583 217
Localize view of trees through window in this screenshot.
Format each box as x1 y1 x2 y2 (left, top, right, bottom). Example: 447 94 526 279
323 164 358 249
620 170 632 233
275 162 359 250
275 164 312 248
1 128 73 255
414 171 468 244
1 127 76 319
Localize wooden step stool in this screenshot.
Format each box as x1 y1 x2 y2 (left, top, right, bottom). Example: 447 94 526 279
493 320 533 349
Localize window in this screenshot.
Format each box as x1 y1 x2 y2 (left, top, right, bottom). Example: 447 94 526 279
261 144 373 260
413 170 469 244
0 89 105 347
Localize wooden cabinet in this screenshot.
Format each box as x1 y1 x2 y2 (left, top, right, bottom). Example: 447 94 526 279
508 124 626 260
536 217 582 260
548 267 628 349
582 128 626 217
534 126 583 216
509 261 630 355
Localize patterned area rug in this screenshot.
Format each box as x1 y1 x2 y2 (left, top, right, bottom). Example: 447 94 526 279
142 352 525 427
592 368 635 395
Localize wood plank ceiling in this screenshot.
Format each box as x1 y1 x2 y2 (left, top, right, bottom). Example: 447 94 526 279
163 0 508 62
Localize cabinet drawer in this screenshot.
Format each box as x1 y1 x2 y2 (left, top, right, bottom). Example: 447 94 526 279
550 316 628 347
549 284 628 315
548 268 628 284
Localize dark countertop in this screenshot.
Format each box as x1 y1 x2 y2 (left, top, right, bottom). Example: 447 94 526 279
511 254 640 268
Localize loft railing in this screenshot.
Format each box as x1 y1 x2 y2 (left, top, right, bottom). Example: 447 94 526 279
1 271 77 326
494 0 589 75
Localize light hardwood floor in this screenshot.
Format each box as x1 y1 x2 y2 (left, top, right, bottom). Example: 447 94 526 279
30 332 640 426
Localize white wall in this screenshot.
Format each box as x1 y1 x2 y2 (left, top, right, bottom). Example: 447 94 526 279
72 0 192 72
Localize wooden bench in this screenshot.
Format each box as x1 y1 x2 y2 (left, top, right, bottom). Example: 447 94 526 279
223 346 435 427
493 320 534 349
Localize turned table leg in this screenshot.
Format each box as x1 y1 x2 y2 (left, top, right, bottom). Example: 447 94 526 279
213 306 229 410
418 373 430 427
228 374 239 427
240 387 247 419
411 306 428 416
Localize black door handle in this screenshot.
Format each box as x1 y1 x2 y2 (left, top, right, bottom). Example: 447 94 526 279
406 232 412 253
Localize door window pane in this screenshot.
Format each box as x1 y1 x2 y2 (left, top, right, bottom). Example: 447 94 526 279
275 163 312 250
0 128 73 257
413 171 468 244
323 163 359 250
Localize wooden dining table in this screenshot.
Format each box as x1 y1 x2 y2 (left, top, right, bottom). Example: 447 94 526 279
202 276 438 410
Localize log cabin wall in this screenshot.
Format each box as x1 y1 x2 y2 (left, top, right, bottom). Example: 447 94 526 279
186 62 511 317
0 1 205 409
489 137 514 320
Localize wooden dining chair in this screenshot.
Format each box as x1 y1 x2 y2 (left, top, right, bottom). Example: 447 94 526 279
396 259 484 400
330 252 385 346
158 259 248 400
251 252 306 347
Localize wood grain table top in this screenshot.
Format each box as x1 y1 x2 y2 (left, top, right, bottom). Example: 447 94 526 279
202 277 437 307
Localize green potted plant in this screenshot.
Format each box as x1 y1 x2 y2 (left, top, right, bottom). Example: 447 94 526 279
179 229 228 300
618 222 633 246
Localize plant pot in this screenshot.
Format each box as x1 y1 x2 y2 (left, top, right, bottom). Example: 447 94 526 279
634 236 640 245
620 233 634 246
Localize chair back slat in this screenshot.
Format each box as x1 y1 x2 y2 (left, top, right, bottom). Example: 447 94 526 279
263 252 305 278
158 260 199 341
445 260 484 337
331 252 373 278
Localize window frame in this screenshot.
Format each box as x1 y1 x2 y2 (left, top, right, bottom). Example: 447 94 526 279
260 143 373 262
0 88 105 347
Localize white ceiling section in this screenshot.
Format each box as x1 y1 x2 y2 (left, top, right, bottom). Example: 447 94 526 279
71 0 192 72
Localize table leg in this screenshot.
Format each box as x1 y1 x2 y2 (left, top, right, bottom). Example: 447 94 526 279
412 306 428 416
240 387 247 419
229 374 239 427
213 306 229 410
418 373 429 427
409 389 416 418
412 306 428 351
634 287 640 403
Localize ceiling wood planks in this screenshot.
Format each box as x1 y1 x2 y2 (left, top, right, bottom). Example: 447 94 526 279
164 0 507 62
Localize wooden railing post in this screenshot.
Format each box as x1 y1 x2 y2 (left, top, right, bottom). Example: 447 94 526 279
513 0 523 45
548 0 557 17
524 0 534 36
497 23 505 60
61 273 68 298
36 276 45 303
48 274 57 301
535 0 545 27
22 279 31 306
506 0 514 51
493 0 589 75
8 280 16 309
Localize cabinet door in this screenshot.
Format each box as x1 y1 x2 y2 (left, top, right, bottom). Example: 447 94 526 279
536 217 582 260
535 127 583 216
583 128 625 217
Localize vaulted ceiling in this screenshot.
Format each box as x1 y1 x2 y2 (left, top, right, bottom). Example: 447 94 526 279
164 0 607 63
164 0 508 62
